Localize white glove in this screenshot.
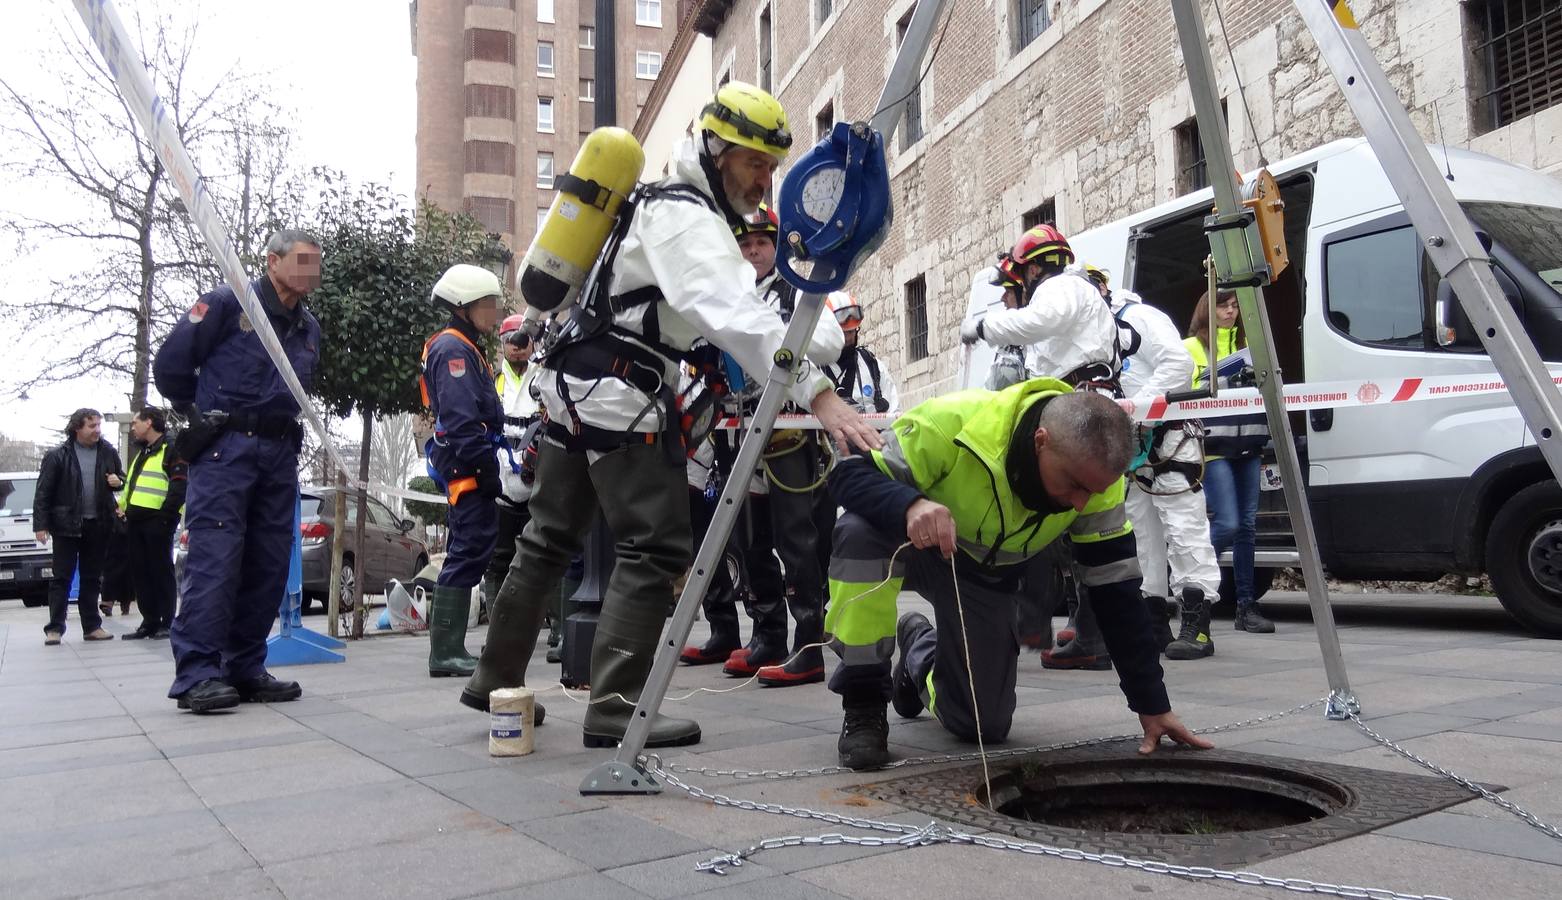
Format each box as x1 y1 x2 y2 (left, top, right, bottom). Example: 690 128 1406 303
960 316 985 345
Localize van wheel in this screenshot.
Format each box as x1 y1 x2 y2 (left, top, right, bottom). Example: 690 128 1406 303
1487 481 1562 637
1217 565 1275 610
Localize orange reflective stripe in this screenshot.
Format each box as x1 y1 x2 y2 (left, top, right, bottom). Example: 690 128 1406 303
421 327 495 413
446 476 479 506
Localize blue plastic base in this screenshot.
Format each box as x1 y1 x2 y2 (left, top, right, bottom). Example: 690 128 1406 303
265 634 346 666
290 627 346 650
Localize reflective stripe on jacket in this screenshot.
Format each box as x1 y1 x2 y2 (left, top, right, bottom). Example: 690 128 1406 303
1184 330 1268 458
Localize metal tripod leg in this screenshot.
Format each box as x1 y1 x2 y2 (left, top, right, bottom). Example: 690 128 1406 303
1171 0 1357 717
579 0 952 795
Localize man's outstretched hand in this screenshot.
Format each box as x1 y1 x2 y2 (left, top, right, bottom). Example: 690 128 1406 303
1137 711 1215 754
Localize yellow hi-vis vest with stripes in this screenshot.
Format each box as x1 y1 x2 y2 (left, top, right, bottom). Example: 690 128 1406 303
121 442 172 513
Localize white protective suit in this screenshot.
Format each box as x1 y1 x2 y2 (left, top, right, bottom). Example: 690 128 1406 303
826 346 899 414
496 358 541 503
539 138 835 444
973 268 1120 384
1113 289 1220 602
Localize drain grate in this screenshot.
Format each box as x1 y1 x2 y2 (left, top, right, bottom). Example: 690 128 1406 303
849 743 1496 867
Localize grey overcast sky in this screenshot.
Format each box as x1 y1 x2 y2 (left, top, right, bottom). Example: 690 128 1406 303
1 0 415 446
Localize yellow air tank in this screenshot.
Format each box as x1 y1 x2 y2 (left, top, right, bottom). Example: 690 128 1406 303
517 126 645 312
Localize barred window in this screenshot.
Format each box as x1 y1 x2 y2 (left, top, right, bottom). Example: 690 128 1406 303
905 275 929 362
897 6 924 149
465 28 515 64
816 100 835 141
465 141 515 175
1015 0 1050 51
465 84 516 119
818 0 833 24
1022 198 1056 230
1473 0 1562 130
1174 102 1225 194
759 5 773 92
466 196 515 233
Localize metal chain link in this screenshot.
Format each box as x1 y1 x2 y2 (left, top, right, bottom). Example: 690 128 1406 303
655 697 1327 781
644 698 1489 899
1348 713 1562 843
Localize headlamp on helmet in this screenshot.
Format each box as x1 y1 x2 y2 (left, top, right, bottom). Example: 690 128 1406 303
700 82 793 160
1010 224 1075 272
733 203 780 241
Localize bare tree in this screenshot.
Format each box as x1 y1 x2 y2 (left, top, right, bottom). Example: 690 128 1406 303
0 434 45 473
369 413 421 517
0 9 300 412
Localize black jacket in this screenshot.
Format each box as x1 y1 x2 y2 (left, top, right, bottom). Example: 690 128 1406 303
34 438 125 537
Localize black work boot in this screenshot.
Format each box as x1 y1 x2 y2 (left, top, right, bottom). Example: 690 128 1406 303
681 566 744 665
838 703 891 770
1165 587 1215 660
175 678 240 713
722 629 787 677
1235 603 1276 634
460 572 550 727
428 586 479 678
891 612 932 719
1145 594 1175 652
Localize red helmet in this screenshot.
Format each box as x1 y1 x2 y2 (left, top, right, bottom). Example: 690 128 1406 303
500 314 528 336
829 291 862 331
1010 224 1074 270
990 254 1023 291
733 203 779 241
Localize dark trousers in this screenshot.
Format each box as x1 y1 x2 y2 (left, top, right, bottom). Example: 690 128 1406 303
762 436 828 650
101 525 135 612
127 515 178 632
440 490 499 590
485 500 530 584
826 512 1021 742
688 487 786 644
45 520 108 636
169 432 297 697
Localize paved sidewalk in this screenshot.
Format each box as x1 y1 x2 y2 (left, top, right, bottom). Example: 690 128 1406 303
1 590 1559 899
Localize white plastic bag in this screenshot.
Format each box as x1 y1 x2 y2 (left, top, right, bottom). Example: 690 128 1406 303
384 579 428 632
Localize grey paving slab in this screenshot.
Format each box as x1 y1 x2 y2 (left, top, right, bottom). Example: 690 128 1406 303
1255 832 1562 899
0 733 163 778
0 758 204 835
418 765 609 824
213 778 503 864
1464 718 1562 744
0 715 143 751
1429 690 1562 720
521 808 711 869
0 809 257 900
1380 809 1562 866
262 824 588 900
82 866 283 900
471 872 651 900
170 738 403 806
687 875 854 900
603 850 774 899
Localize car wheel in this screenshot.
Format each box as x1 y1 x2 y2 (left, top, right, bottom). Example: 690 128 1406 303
21 589 48 608
336 558 359 634
1216 565 1275 612
1487 481 1562 637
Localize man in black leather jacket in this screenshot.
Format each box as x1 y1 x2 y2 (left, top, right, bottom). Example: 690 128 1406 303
33 408 125 645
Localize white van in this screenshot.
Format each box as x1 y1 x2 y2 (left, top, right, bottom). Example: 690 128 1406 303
969 138 1562 636
0 472 52 606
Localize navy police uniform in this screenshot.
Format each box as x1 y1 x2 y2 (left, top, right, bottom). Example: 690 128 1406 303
154 276 319 698
421 318 503 589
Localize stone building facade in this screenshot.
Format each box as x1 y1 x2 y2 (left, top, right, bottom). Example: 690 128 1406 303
412 0 678 253
690 0 1562 397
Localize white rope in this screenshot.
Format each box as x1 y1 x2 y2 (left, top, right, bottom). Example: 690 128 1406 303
948 551 993 808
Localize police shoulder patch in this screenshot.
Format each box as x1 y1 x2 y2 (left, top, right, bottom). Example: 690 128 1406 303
188 302 209 324
448 358 467 378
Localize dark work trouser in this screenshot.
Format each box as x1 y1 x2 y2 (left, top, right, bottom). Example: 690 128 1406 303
439 490 498 590
169 431 297 697
127 515 179 632
825 512 1021 742
762 435 828 651
484 500 530 590
1016 541 1069 642
45 521 108 637
101 524 135 611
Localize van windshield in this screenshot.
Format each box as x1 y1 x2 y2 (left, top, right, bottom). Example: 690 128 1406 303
1462 202 1562 292
0 478 38 516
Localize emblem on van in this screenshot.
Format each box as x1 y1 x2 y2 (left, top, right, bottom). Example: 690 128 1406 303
1357 383 1382 404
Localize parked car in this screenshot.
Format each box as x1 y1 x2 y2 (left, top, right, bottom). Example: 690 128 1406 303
175 486 429 613
0 472 52 606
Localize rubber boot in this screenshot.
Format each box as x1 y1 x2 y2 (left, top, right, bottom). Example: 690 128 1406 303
428 586 479 678
547 570 582 665
723 623 788 677
1041 592 1112 670
459 577 550 727
478 574 503 625
680 567 743 665
582 596 701 749
1166 587 1215 659
1145 593 1175 652
756 583 825 685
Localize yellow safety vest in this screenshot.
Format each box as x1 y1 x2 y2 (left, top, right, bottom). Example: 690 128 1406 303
121 441 172 513
1184 327 1240 387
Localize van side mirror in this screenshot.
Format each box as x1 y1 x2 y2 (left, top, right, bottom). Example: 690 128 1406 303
1435 265 1522 349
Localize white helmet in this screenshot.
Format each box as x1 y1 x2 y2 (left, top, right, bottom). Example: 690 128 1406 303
431 264 502 308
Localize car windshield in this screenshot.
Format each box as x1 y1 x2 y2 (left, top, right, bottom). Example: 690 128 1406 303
1462 202 1562 292
0 478 38 516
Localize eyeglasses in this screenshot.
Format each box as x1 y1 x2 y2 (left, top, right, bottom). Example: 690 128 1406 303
1216 297 1241 308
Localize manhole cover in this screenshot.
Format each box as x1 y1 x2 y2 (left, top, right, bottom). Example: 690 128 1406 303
850 744 1497 867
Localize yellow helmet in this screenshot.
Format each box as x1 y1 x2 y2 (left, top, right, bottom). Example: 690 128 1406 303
1082 264 1111 289
700 82 793 160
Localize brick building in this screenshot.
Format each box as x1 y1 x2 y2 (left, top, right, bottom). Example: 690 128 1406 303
684 0 1562 397
412 0 679 253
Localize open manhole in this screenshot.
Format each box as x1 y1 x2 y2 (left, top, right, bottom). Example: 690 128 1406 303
851 744 1496 867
